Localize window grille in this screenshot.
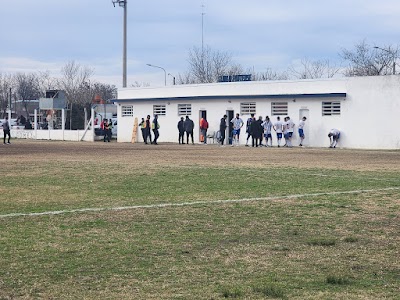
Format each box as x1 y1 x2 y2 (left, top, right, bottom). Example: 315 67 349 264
153 104 166 116
121 105 133 117
178 104 192 116
322 101 341 115
240 102 256 115
271 102 288 116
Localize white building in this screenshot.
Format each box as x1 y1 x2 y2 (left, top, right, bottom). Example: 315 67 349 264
114 75 400 149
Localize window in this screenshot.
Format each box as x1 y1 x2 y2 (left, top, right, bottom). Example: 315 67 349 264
153 104 166 116
271 102 288 116
322 101 341 116
178 104 192 116
121 105 133 117
240 102 256 115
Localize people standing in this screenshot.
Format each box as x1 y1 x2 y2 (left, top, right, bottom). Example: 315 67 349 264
139 117 146 144
328 129 340 148
245 113 254 147
200 117 209 144
286 116 295 148
262 116 273 147
282 117 289 147
273 116 283 147
145 115 152 144
103 119 110 142
250 115 263 147
219 114 227 146
298 117 307 146
108 119 113 142
230 113 244 147
184 116 194 144
152 115 160 145
2 116 11 144
177 117 185 144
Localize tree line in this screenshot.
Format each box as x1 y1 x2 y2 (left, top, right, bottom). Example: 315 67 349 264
0 61 117 129
178 40 399 84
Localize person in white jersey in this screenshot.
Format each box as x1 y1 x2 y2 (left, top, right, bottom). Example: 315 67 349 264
286 116 295 148
298 117 307 146
262 116 273 147
328 129 340 148
230 113 244 146
273 116 283 147
282 117 289 147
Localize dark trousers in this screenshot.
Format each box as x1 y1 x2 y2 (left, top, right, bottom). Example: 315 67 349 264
141 128 146 143
3 130 10 144
252 135 260 147
144 129 152 144
186 131 194 144
153 129 159 144
178 130 185 144
103 129 110 142
220 130 226 145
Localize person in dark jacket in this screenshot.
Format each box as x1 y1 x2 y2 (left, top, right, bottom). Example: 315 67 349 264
152 115 160 145
177 117 185 144
184 116 194 144
145 115 152 144
2 116 11 144
219 115 227 145
250 116 263 147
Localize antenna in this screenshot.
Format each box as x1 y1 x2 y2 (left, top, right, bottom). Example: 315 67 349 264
201 3 205 53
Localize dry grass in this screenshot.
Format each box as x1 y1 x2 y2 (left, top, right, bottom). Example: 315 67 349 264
0 140 399 299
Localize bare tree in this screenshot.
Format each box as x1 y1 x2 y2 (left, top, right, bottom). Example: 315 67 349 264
0 73 14 118
252 68 289 81
130 81 150 88
14 73 42 119
92 82 117 101
179 45 241 84
288 58 340 79
58 61 94 105
341 40 398 76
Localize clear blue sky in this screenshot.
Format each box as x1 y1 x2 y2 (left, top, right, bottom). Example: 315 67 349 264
0 0 399 87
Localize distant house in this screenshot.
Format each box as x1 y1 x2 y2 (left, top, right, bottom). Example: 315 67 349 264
113 75 400 149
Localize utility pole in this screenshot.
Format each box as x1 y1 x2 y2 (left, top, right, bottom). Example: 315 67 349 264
112 0 128 87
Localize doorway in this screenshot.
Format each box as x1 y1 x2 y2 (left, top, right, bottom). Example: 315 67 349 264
226 110 234 145
299 109 309 145
199 110 207 142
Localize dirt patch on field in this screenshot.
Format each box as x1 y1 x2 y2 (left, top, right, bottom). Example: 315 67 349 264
1 140 400 172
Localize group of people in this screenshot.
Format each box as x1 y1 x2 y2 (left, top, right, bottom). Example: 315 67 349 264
101 119 114 142
177 116 195 144
139 115 160 145
219 113 308 148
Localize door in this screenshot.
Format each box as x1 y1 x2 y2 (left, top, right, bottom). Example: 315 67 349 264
299 109 309 145
199 110 207 142
226 110 234 145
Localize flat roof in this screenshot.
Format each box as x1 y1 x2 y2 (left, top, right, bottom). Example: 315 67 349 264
112 93 346 103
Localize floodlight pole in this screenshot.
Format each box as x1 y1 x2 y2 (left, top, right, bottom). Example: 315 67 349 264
374 46 396 75
168 73 176 85
147 64 167 86
112 0 128 87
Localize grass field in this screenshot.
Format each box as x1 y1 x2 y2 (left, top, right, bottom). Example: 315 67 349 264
0 140 399 299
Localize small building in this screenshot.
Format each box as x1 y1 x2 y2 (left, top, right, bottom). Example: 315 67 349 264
114 75 400 149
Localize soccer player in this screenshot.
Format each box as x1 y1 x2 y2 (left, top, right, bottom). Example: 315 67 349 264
282 117 289 147
328 129 340 148
230 113 244 146
298 117 307 146
286 116 295 148
273 116 283 147
262 116 273 147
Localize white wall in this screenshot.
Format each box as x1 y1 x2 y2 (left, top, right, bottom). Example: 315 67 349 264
116 76 400 149
0 129 95 142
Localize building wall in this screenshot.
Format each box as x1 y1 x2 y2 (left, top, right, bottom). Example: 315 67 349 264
116 76 400 149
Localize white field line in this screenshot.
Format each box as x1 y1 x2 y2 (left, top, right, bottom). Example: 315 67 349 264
0 187 399 219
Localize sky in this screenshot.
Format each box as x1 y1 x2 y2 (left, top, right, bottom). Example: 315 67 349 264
0 0 399 88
